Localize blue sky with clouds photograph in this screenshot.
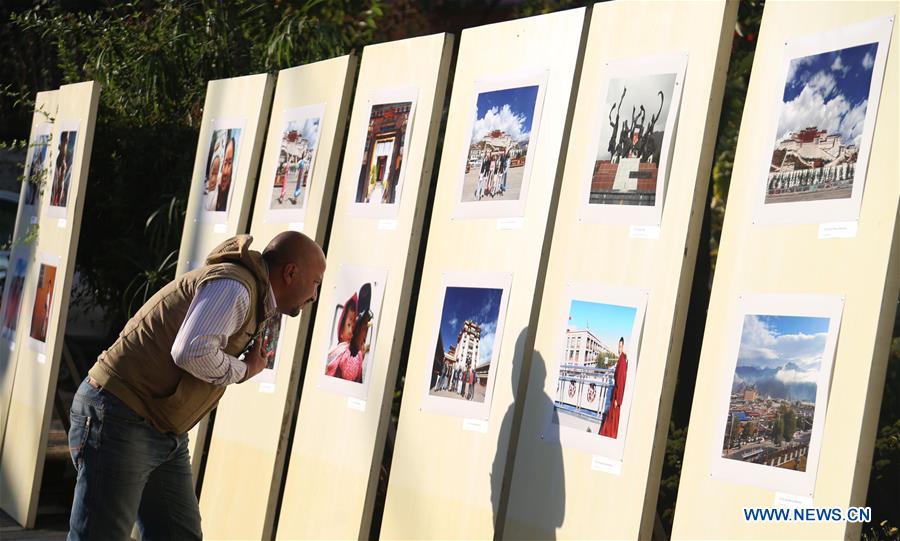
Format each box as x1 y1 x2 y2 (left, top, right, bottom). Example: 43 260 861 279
568 300 637 353
438 286 503 367
777 42 878 146
471 85 539 145
733 314 831 402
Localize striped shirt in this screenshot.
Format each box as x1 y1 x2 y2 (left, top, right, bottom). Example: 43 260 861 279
170 278 276 385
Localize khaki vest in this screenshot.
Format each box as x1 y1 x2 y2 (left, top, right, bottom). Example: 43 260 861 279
89 241 271 434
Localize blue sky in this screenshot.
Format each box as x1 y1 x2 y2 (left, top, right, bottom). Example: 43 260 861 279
471 85 539 143
737 314 830 372
568 299 637 352
438 286 503 365
784 43 877 103
777 42 878 144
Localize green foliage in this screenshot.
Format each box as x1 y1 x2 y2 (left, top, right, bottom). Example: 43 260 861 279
773 417 784 445
6 0 382 329
782 406 797 442
862 333 900 539
657 423 686 530
708 0 763 270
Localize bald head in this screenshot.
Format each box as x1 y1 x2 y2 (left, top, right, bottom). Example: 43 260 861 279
262 231 326 317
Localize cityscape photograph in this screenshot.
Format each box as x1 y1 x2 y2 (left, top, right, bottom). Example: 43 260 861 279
721 314 830 472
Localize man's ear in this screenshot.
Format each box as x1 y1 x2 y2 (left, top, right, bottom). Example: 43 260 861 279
282 262 297 285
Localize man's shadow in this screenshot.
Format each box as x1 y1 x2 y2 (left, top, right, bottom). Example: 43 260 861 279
490 328 565 539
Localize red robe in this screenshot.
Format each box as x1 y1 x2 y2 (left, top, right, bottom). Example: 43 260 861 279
600 353 627 439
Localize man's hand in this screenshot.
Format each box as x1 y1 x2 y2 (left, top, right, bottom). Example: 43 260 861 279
242 341 267 382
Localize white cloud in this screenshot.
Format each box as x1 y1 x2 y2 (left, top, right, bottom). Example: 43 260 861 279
478 320 498 364
738 315 828 370
807 71 837 97
283 116 320 149
862 52 875 70
448 316 458 330
298 117 320 148
838 100 868 144
777 71 858 143
830 55 849 76
472 104 529 143
775 366 818 385
787 56 815 86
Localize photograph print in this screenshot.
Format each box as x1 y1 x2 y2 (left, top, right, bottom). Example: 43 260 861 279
29 263 57 344
261 315 284 372
766 42 880 205
355 101 413 206
711 293 843 496
721 314 830 473
249 314 286 386
49 129 78 209
269 106 323 216
590 72 679 207
1 258 28 339
24 131 51 207
553 300 638 440
544 285 647 459
461 84 540 203
321 266 387 395
428 286 504 405
202 126 243 215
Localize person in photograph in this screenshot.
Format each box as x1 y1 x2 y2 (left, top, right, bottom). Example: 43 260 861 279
439 363 450 391
325 293 357 377
345 310 372 383
3 273 24 332
51 131 70 207
40 276 52 339
289 155 308 205
325 283 371 382
68 231 326 541
467 368 476 400
476 150 490 200
204 154 221 211
489 153 499 197
274 160 289 205
600 337 627 438
215 132 235 212
499 151 509 195
25 140 46 206
461 365 468 398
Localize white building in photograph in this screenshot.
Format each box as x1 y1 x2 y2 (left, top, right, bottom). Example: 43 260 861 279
454 320 481 371
564 327 611 366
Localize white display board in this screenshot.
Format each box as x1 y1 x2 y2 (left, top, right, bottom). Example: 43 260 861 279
672 3 898 540
275 33 453 541
379 9 588 539
0 81 100 528
197 54 357 541
173 72 275 478
0 89 58 456
501 1 737 539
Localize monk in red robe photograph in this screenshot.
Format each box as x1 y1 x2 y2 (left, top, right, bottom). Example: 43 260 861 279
600 337 627 439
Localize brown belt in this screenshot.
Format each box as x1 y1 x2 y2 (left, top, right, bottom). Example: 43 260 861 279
87 376 102 390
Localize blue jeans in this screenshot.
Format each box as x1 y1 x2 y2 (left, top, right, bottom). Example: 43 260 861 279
67 378 202 541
